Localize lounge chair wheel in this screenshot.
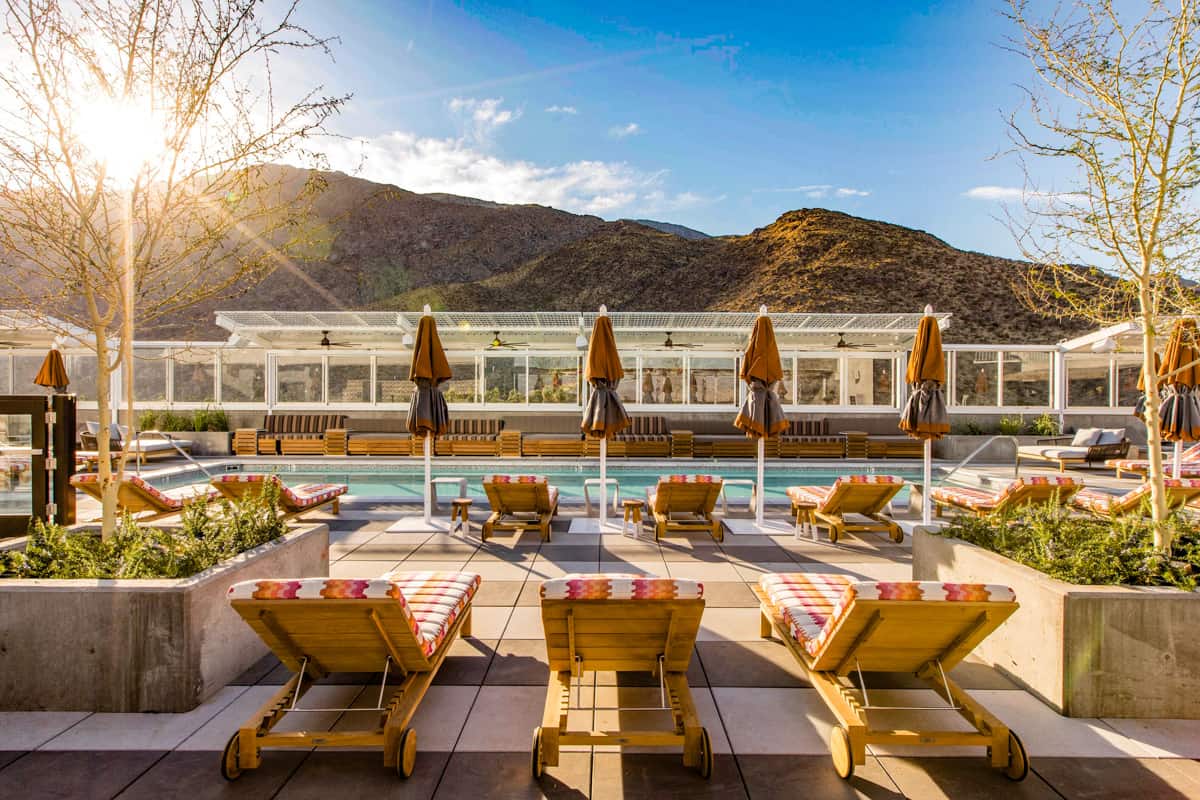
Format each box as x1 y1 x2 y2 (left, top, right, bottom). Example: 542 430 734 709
828 527 840 545
220 732 243 781
395 727 417 779
889 526 904 543
531 726 544 778
697 727 713 779
1002 730 1029 781
830 726 854 779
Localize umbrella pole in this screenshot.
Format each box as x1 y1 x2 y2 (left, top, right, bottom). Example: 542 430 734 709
756 437 765 526
1175 440 1183 480
923 439 933 525
599 437 607 527
424 434 433 525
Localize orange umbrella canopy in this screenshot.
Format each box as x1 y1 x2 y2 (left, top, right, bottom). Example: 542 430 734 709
734 314 788 438
581 314 631 438
1160 319 1200 388
33 349 68 392
408 316 452 385
899 315 950 439
1138 352 1162 391
1158 319 1200 442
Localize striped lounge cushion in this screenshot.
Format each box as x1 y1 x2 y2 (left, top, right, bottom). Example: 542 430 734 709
486 474 547 484
1073 478 1200 515
786 474 903 508
759 573 1016 657
70 472 216 509
931 476 1077 512
540 574 703 601
212 473 347 509
228 571 481 657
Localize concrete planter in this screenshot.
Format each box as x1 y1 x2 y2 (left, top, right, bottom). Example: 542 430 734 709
933 435 1041 463
180 430 232 456
913 528 1200 718
0 523 328 712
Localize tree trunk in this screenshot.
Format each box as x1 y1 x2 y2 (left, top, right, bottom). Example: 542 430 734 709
94 335 118 539
1138 294 1170 548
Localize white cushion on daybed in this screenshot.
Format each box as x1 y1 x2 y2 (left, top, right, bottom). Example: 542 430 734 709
1018 445 1090 460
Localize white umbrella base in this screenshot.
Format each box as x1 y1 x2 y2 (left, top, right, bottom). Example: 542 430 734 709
385 515 453 533
723 519 794 536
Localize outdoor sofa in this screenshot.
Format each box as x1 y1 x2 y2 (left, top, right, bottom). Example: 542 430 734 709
80 422 192 464
1015 427 1129 472
234 413 347 456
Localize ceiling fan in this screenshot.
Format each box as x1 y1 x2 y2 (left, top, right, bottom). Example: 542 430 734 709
662 332 699 349
318 330 353 349
834 333 870 350
487 331 528 350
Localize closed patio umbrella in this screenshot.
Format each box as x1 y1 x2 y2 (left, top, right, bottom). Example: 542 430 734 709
1133 352 1161 422
1158 319 1200 478
734 306 788 526
581 305 630 530
34 347 69 393
407 305 452 525
899 306 949 524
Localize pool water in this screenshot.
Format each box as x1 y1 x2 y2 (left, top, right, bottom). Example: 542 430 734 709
160 461 933 507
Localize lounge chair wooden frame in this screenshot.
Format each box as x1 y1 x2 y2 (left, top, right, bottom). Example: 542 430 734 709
753 586 1027 781
72 476 214 522
792 482 903 544
647 480 724 543
210 477 342 520
933 482 1080 518
481 479 558 541
533 597 711 779
222 596 473 780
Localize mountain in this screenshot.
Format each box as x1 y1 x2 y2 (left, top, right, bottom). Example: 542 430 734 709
63 166 1095 344
627 219 711 240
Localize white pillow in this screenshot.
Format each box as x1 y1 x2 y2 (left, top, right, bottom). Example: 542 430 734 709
1070 427 1103 447
1097 428 1126 445
84 421 99 435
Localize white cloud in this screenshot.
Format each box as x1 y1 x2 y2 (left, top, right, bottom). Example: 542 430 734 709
964 185 1027 201
319 130 667 215
835 187 870 197
755 184 868 199
609 122 642 138
447 97 520 141
544 105 578 115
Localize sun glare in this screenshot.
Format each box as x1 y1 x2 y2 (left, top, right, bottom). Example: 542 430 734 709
75 97 170 186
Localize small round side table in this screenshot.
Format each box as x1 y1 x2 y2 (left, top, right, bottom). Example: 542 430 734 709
621 499 645 538
451 497 473 536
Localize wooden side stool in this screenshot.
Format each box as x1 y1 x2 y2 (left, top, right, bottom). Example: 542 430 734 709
791 499 818 540
622 499 645 538
451 498 473 536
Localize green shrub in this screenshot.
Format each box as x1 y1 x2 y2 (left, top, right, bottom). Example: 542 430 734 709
1028 412 1060 437
952 419 988 435
938 501 1199 589
997 415 1024 436
138 410 160 431
0 481 287 580
192 407 229 432
131 408 228 432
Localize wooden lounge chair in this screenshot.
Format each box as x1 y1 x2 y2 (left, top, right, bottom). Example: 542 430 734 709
786 475 904 544
533 574 712 779
70 472 218 521
645 474 724 543
1071 477 1200 518
930 476 1080 518
1016 427 1129 472
222 571 481 780
1107 443 1200 478
210 473 347 519
755 572 1027 781
481 475 559 542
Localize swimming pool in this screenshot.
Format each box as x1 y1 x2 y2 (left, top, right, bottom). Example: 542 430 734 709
157 459 938 506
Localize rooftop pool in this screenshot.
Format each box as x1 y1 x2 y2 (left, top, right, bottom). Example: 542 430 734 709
156 460 940 506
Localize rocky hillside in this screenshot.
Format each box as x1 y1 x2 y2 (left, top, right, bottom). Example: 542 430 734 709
113 167 1094 343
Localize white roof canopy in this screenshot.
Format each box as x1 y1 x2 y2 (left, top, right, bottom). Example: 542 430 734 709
214 310 952 351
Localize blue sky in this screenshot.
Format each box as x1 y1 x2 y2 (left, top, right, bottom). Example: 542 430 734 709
291 0 1044 258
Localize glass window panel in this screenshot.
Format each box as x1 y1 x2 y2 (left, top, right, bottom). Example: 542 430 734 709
845 356 892 406
689 357 737 405
133 349 167 402
1116 358 1144 408
795 358 841 405
0 355 11 395
954 351 999 406
483 356 525 404
616 357 638 404
444 357 478 403
1003 352 1051 407
375 357 414 404
1066 354 1112 407
530 356 579 404
328 356 370 404
774 356 795 405
67 354 100 402
173 349 216 403
276 356 323 404
0 414 32 514
220 350 265 403
641 357 683 404
13 354 49 396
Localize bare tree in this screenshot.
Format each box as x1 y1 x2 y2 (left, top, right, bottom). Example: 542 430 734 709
0 0 345 537
1007 0 1200 546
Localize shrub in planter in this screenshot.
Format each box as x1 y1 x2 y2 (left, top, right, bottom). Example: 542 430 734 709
0 481 286 580
136 406 229 433
938 502 1198 589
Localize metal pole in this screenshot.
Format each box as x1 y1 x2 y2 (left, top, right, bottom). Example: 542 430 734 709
756 437 765 526
1174 439 1183 480
599 437 607 528
424 434 432 525
923 439 933 524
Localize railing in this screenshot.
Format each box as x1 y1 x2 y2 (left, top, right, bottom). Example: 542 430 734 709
939 435 1021 486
